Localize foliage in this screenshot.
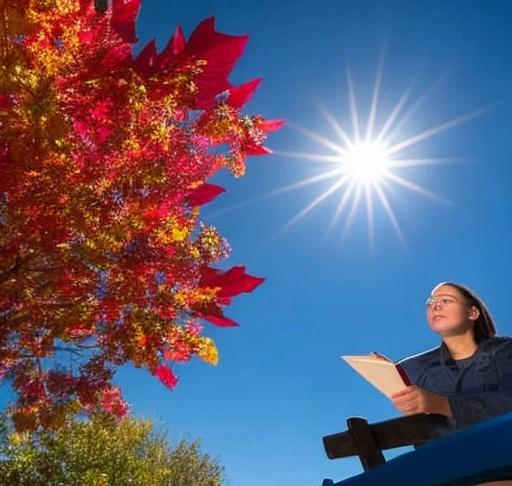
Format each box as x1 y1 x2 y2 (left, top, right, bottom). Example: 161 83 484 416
0 413 224 486
0 0 282 431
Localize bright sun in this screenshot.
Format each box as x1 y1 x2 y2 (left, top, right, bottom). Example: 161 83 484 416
342 141 390 182
211 60 489 250
265 62 490 249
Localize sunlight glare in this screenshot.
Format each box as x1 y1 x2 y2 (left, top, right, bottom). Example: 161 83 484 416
208 60 492 251
265 62 491 250
342 141 390 182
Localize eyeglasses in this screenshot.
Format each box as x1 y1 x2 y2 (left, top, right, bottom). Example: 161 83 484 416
425 296 461 308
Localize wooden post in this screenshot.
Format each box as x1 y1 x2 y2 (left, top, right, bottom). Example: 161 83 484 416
346 417 386 471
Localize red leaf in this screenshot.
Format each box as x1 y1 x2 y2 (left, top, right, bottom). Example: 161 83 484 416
185 17 248 58
219 268 265 298
227 78 262 108
187 183 226 206
201 313 239 327
260 119 286 132
200 266 265 298
158 25 186 64
184 17 249 108
246 144 273 156
154 365 178 389
198 267 220 287
111 0 141 43
134 39 158 71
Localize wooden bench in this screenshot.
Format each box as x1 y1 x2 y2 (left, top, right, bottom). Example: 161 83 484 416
321 411 512 486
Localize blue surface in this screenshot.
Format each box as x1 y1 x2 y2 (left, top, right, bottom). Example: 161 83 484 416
323 411 512 486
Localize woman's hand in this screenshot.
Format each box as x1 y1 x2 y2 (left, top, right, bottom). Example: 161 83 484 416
391 386 452 417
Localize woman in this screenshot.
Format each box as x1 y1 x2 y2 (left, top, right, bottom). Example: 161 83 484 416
393 282 512 485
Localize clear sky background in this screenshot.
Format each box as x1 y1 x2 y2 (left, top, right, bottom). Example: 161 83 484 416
118 1 510 486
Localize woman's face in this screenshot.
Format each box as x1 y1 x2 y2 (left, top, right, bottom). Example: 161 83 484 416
426 284 478 337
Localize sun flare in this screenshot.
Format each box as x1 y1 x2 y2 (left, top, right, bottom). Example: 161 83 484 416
210 60 490 250
342 141 390 182
266 64 490 250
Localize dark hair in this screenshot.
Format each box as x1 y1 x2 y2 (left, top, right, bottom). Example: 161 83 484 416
434 282 496 343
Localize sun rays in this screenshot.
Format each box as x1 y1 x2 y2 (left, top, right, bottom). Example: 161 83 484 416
210 61 491 250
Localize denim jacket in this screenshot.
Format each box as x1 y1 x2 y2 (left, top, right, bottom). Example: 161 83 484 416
397 336 512 431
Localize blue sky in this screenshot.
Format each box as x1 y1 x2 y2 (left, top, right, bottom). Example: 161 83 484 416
121 1 512 486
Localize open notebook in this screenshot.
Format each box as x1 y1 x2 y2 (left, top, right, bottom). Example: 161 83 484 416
341 352 411 397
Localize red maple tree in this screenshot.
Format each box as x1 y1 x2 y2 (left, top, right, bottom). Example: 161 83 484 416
0 0 282 431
